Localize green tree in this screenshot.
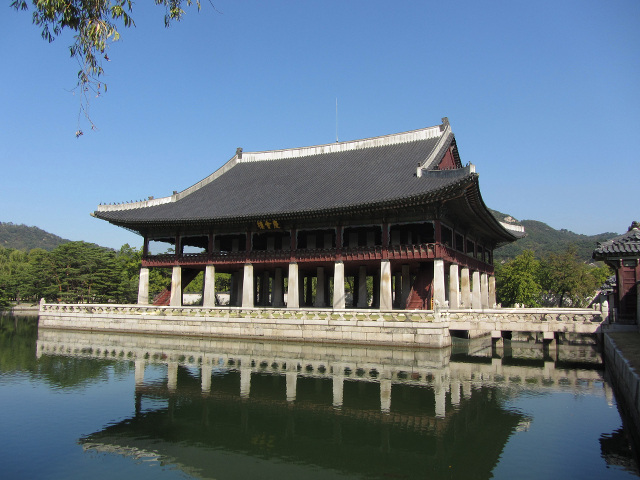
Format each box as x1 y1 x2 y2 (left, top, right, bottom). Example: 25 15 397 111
12 0 203 134
495 250 542 307
540 246 611 307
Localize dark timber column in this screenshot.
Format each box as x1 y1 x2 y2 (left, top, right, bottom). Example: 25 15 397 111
315 267 326 307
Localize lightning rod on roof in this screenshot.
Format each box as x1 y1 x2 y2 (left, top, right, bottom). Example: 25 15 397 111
335 97 339 143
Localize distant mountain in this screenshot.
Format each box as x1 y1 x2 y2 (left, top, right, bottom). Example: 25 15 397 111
0 222 70 251
492 212 618 263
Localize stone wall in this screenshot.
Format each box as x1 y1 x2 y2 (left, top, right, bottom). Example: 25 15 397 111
38 304 452 348
604 334 640 450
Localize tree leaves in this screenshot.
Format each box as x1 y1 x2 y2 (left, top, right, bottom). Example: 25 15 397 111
13 0 203 134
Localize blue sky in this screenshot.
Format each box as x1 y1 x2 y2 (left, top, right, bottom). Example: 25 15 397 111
1 0 638 250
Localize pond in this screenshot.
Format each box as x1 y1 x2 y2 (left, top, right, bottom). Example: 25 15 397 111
1 314 638 479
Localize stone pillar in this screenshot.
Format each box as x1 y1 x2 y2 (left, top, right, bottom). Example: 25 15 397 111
134 359 145 386
167 362 178 392
333 374 344 408
272 268 284 307
357 266 368 308
433 259 446 308
435 386 446 418
240 366 251 398
489 275 496 308
449 264 459 309
203 265 216 307
137 267 149 305
170 266 182 306
380 260 393 310
401 264 411 308
380 378 392 413
460 267 471 308
472 271 482 310
315 267 325 307
287 263 299 308
242 264 254 308
333 262 346 309
451 380 461 407
481 273 489 309
201 363 212 393
286 371 298 403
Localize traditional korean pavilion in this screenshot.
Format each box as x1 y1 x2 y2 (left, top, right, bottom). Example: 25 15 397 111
593 222 640 325
93 118 524 310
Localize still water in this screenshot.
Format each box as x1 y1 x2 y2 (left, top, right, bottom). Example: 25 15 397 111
1 314 638 480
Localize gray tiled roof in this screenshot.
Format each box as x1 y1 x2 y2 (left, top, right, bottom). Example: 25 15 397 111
593 227 640 257
95 133 468 224
93 123 518 246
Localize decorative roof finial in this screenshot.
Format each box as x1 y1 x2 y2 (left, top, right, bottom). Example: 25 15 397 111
236 147 243 159
629 221 639 231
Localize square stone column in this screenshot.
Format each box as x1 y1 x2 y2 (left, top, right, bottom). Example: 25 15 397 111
448 264 459 309
481 273 489 309
489 275 496 308
272 268 284 307
315 267 326 307
287 263 299 308
203 265 216 307
242 264 254 308
170 266 182 306
460 267 471 308
433 259 446 308
472 271 482 310
357 266 368 308
137 267 149 305
380 260 393 310
333 261 346 309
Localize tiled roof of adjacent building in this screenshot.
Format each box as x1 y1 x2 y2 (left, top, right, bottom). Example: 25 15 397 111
593 223 640 258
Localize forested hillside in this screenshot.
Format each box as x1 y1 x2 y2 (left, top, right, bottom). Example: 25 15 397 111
0 222 70 251
492 215 617 263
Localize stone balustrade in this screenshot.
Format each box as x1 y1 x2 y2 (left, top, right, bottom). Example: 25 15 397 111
39 303 607 348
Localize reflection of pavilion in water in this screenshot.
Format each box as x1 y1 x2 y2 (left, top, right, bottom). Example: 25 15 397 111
36 329 609 479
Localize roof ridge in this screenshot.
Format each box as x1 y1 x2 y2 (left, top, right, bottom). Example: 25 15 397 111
239 124 444 163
